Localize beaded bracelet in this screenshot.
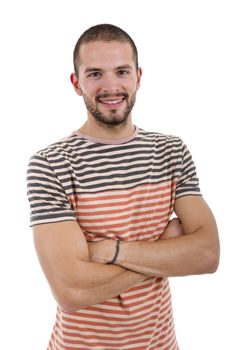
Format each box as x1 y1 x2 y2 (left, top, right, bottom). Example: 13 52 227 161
107 240 120 265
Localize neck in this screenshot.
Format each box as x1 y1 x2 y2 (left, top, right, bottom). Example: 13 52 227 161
78 116 135 141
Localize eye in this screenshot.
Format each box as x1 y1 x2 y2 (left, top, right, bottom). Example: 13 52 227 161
87 72 102 78
117 69 130 76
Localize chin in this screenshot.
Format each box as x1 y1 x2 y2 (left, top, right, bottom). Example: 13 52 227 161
101 115 129 127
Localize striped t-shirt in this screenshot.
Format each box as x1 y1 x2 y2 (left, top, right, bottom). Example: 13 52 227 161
27 126 201 350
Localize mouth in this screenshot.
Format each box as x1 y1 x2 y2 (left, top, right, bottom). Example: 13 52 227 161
97 95 127 108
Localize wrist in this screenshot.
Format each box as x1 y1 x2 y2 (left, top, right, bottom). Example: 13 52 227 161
107 240 121 264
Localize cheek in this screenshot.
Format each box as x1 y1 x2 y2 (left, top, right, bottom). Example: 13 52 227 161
83 84 100 99
79 79 97 96
125 78 139 91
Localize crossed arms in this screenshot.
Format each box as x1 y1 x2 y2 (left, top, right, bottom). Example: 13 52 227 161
33 195 220 312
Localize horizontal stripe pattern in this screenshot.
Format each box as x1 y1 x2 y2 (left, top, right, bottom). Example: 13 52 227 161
51 278 176 350
27 128 199 349
70 182 176 242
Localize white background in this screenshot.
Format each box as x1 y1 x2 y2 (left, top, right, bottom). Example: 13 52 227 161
0 1 232 349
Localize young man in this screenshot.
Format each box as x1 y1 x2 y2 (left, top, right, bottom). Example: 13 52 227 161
27 24 220 350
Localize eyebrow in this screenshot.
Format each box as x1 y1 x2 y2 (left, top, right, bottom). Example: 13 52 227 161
84 65 133 74
116 65 132 70
84 68 102 74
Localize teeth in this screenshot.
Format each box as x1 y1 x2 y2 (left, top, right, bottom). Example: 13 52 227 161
100 99 123 105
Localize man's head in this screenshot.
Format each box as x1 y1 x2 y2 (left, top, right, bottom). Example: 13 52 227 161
73 24 139 77
71 24 142 129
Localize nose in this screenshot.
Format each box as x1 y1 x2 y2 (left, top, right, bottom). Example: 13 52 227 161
100 72 120 94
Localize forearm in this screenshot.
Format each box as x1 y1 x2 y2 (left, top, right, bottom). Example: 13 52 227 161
62 262 145 311
88 198 219 278
57 261 145 311
116 228 218 277
34 220 146 312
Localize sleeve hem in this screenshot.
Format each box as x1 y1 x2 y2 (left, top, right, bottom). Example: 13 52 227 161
175 193 202 200
30 217 77 227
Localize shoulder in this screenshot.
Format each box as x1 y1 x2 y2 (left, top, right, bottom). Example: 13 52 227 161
28 131 85 166
37 132 84 158
137 128 183 149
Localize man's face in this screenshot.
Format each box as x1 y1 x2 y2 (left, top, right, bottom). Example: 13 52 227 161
72 41 142 128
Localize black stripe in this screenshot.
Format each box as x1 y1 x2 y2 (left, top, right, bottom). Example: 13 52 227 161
48 149 183 170
31 206 74 214
27 169 57 181
55 160 182 180
27 184 66 196
41 138 182 160
176 187 200 195
27 161 54 173
31 212 76 222
62 171 178 191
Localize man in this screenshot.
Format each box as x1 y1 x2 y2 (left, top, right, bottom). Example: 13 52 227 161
27 24 220 350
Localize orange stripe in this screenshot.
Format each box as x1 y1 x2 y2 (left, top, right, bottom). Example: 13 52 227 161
77 195 175 215
61 315 158 332
55 331 158 350
56 329 176 348
83 217 172 240
61 327 164 341
70 189 176 207
69 181 177 203
60 291 171 328
78 206 171 224
101 286 164 306
151 326 176 349
56 340 147 349
61 320 159 335
80 213 171 231
59 329 175 345
62 307 158 326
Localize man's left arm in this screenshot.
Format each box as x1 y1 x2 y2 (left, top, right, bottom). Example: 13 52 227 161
89 196 220 277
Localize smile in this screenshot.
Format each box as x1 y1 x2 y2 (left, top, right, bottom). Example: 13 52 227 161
98 98 125 107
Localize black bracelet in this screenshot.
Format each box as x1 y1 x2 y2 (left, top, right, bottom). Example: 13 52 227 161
107 240 120 265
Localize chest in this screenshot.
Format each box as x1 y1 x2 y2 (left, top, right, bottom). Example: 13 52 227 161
61 143 178 241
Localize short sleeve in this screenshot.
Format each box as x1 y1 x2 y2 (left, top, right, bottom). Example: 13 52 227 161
175 140 202 199
27 153 76 226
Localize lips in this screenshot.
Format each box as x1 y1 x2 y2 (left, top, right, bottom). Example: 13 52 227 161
96 93 128 108
98 97 124 106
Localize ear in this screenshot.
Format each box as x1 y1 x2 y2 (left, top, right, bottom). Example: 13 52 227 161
70 73 83 96
136 67 142 90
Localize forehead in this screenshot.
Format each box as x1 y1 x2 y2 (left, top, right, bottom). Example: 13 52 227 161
78 41 135 71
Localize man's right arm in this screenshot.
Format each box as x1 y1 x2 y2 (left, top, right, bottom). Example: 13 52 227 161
33 220 145 312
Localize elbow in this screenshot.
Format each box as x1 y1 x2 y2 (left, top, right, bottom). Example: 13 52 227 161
58 299 81 313
52 285 85 313
207 251 220 274
203 245 220 274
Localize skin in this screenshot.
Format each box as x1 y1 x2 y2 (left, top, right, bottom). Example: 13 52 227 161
88 197 220 277
33 40 220 312
70 41 142 140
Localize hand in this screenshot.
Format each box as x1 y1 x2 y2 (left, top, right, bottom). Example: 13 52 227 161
160 218 184 240
88 240 116 264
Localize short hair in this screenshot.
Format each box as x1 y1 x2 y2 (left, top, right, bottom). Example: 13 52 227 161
73 24 139 76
